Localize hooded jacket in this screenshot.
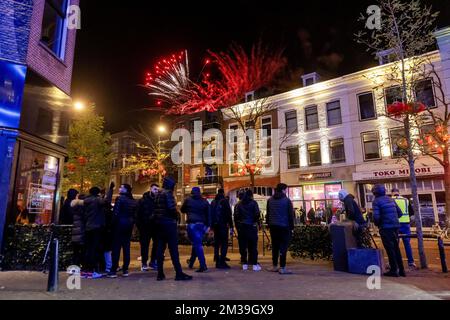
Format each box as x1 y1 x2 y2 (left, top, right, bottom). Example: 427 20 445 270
82 187 113 232
234 195 260 226
210 194 233 227
153 189 179 223
266 192 295 230
180 191 211 226
372 185 402 230
59 189 78 225
341 193 366 226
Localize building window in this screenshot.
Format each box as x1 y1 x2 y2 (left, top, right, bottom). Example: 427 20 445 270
287 146 300 169
261 116 272 137
415 79 436 109
36 107 53 135
357 92 377 121
305 106 319 131
420 124 438 154
41 0 68 59
389 128 407 158
326 101 342 126
307 142 322 166
190 167 201 182
189 118 201 132
385 86 403 107
329 138 345 164
362 131 381 161
285 110 298 134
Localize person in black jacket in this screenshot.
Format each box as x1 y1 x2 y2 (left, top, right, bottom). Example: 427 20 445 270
338 189 367 248
59 189 79 225
181 187 211 273
233 190 247 264
266 183 295 274
211 189 233 269
137 184 159 271
154 177 192 281
82 183 114 278
234 189 261 271
70 194 85 269
108 184 138 278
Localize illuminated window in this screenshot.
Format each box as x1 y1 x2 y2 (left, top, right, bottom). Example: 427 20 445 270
287 146 300 169
415 79 436 109
389 128 407 158
329 138 345 163
41 0 69 59
384 86 403 107
305 106 319 131
357 92 377 121
307 142 322 166
326 101 342 126
285 110 298 134
362 131 381 161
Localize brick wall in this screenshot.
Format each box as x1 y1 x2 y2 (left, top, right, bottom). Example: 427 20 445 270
26 0 79 95
0 0 33 64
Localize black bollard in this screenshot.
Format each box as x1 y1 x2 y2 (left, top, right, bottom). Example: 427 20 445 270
47 238 59 292
438 237 448 273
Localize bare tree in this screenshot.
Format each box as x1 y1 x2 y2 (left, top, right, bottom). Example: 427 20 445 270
356 0 440 269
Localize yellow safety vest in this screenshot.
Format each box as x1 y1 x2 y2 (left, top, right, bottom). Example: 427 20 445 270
394 196 410 224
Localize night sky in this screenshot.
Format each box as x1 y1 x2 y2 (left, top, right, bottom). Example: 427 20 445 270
71 0 450 134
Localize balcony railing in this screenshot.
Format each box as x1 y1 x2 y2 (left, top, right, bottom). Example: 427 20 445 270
197 176 223 185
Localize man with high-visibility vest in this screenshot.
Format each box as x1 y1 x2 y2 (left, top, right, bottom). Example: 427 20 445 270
391 188 416 269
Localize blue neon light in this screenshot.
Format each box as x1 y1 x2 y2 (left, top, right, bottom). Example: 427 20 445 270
0 60 27 129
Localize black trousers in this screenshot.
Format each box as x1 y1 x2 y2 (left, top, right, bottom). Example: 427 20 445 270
138 222 158 266
156 221 183 275
269 226 291 268
72 242 85 269
380 228 405 274
240 224 258 265
111 224 133 272
213 224 229 264
236 224 248 264
84 228 103 272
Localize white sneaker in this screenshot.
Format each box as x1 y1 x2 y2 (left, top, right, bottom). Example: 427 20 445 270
253 264 262 272
141 265 149 272
242 264 248 271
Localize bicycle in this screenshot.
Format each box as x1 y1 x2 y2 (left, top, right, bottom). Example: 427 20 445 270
430 223 449 240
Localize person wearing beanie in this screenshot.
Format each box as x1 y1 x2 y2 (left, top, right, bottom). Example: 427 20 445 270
266 183 295 274
181 187 211 272
153 177 192 281
107 184 138 278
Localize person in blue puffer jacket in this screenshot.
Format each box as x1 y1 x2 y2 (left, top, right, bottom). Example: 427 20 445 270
372 184 406 277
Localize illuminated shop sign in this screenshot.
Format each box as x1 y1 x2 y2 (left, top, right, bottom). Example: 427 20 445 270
353 166 444 181
298 172 332 181
0 60 27 129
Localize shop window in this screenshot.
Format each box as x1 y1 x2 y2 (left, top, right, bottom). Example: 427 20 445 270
326 101 342 126
190 167 200 182
389 127 407 158
357 92 377 121
329 138 345 164
285 110 298 134
288 187 303 201
415 79 436 109
361 131 381 161
14 148 59 226
41 0 68 59
307 142 322 166
305 106 319 131
287 146 300 169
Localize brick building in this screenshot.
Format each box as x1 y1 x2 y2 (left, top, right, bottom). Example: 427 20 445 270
0 0 79 248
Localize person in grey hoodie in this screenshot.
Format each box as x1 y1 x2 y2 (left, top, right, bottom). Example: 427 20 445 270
372 184 405 277
266 183 295 274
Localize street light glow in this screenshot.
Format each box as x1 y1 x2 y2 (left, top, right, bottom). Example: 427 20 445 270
157 124 167 134
74 101 85 111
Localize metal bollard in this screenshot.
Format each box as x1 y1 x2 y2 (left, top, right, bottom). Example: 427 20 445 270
438 237 448 273
47 238 59 292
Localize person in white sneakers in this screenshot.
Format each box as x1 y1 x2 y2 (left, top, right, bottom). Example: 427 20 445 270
234 189 261 272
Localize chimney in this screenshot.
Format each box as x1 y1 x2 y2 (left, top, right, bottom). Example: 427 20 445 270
301 72 320 87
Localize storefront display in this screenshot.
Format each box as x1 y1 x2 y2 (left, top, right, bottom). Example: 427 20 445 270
288 182 343 215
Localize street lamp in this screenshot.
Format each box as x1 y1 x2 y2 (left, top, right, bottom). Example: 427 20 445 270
73 101 85 111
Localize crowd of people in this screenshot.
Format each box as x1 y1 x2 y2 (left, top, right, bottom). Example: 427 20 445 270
60 176 415 280
60 178 296 280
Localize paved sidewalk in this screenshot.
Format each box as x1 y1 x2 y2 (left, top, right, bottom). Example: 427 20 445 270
0 250 447 300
